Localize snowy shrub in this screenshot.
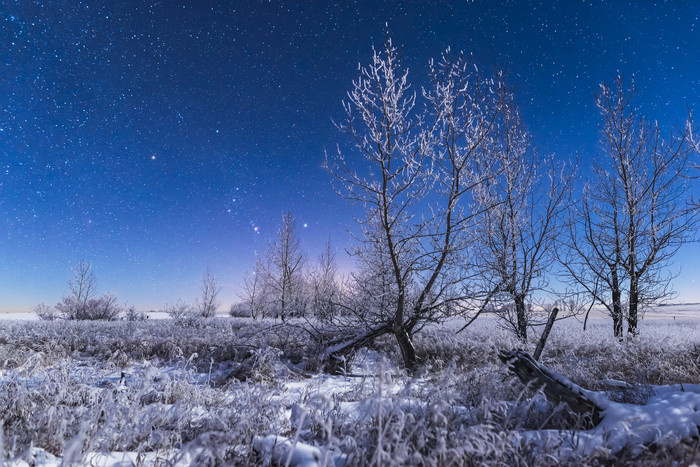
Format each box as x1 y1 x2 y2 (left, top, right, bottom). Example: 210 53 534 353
123 306 147 321
0 356 287 465
34 302 58 320
166 300 206 327
229 302 251 318
55 292 123 320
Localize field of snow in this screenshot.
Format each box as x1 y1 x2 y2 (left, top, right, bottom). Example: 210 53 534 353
0 312 699 465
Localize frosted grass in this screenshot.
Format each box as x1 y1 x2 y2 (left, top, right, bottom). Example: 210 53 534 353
0 314 698 465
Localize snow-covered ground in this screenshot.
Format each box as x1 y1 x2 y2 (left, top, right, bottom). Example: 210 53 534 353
0 313 698 465
0 311 38 321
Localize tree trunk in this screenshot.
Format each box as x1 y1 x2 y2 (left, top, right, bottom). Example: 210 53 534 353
612 307 623 339
611 266 623 338
514 294 528 340
395 328 417 372
499 349 604 428
323 323 393 374
392 287 417 370
533 307 558 361
628 276 639 337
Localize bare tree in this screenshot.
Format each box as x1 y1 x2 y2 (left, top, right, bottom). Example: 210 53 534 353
474 87 576 339
64 260 97 319
238 256 269 320
51 260 122 320
326 41 505 370
562 76 696 337
197 269 221 318
561 165 628 337
310 239 341 322
264 212 307 321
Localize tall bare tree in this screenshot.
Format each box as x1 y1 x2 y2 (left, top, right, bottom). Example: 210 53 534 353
54 260 98 319
561 163 628 337
326 41 505 370
68 260 97 316
475 88 576 339
310 239 341 322
197 269 221 318
238 256 269 320
265 212 307 320
52 260 122 320
563 76 696 337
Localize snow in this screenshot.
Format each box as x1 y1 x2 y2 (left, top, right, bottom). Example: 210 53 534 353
521 383 700 459
592 388 700 453
6 449 194 467
6 448 59 467
0 312 38 321
1 315 699 464
253 435 347 467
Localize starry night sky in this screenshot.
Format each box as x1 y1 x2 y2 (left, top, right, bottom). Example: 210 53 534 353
2 1 699 312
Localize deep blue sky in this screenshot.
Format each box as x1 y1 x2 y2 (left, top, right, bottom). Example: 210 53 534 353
2 1 699 312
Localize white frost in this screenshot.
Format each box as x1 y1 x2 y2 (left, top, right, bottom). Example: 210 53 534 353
252 435 324 467
523 387 700 458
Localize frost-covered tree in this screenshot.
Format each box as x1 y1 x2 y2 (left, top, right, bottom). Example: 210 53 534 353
51 261 122 320
196 269 220 318
474 88 576 340
238 256 270 320
563 76 696 337
561 160 632 338
61 260 97 318
326 41 507 370
264 213 308 320
309 239 341 322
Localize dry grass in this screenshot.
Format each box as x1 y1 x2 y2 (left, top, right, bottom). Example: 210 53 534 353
0 316 698 465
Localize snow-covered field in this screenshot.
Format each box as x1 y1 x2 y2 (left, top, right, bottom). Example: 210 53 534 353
0 312 699 465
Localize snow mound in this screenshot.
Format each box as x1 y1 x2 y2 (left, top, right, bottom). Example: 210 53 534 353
523 387 700 458
253 435 347 467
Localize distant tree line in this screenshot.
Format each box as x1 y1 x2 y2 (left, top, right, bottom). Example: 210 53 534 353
36 261 221 325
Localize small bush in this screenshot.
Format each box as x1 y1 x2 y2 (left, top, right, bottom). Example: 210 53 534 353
34 303 58 321
123 306 147 321
166 300 205 327
229 302 251 318
54 293 123 321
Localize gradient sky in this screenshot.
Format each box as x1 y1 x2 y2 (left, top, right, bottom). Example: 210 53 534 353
2 0 699 312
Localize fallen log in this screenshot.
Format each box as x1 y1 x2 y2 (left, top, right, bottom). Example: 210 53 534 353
500 349 700 453
322 322 392 374
499 349 605 426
